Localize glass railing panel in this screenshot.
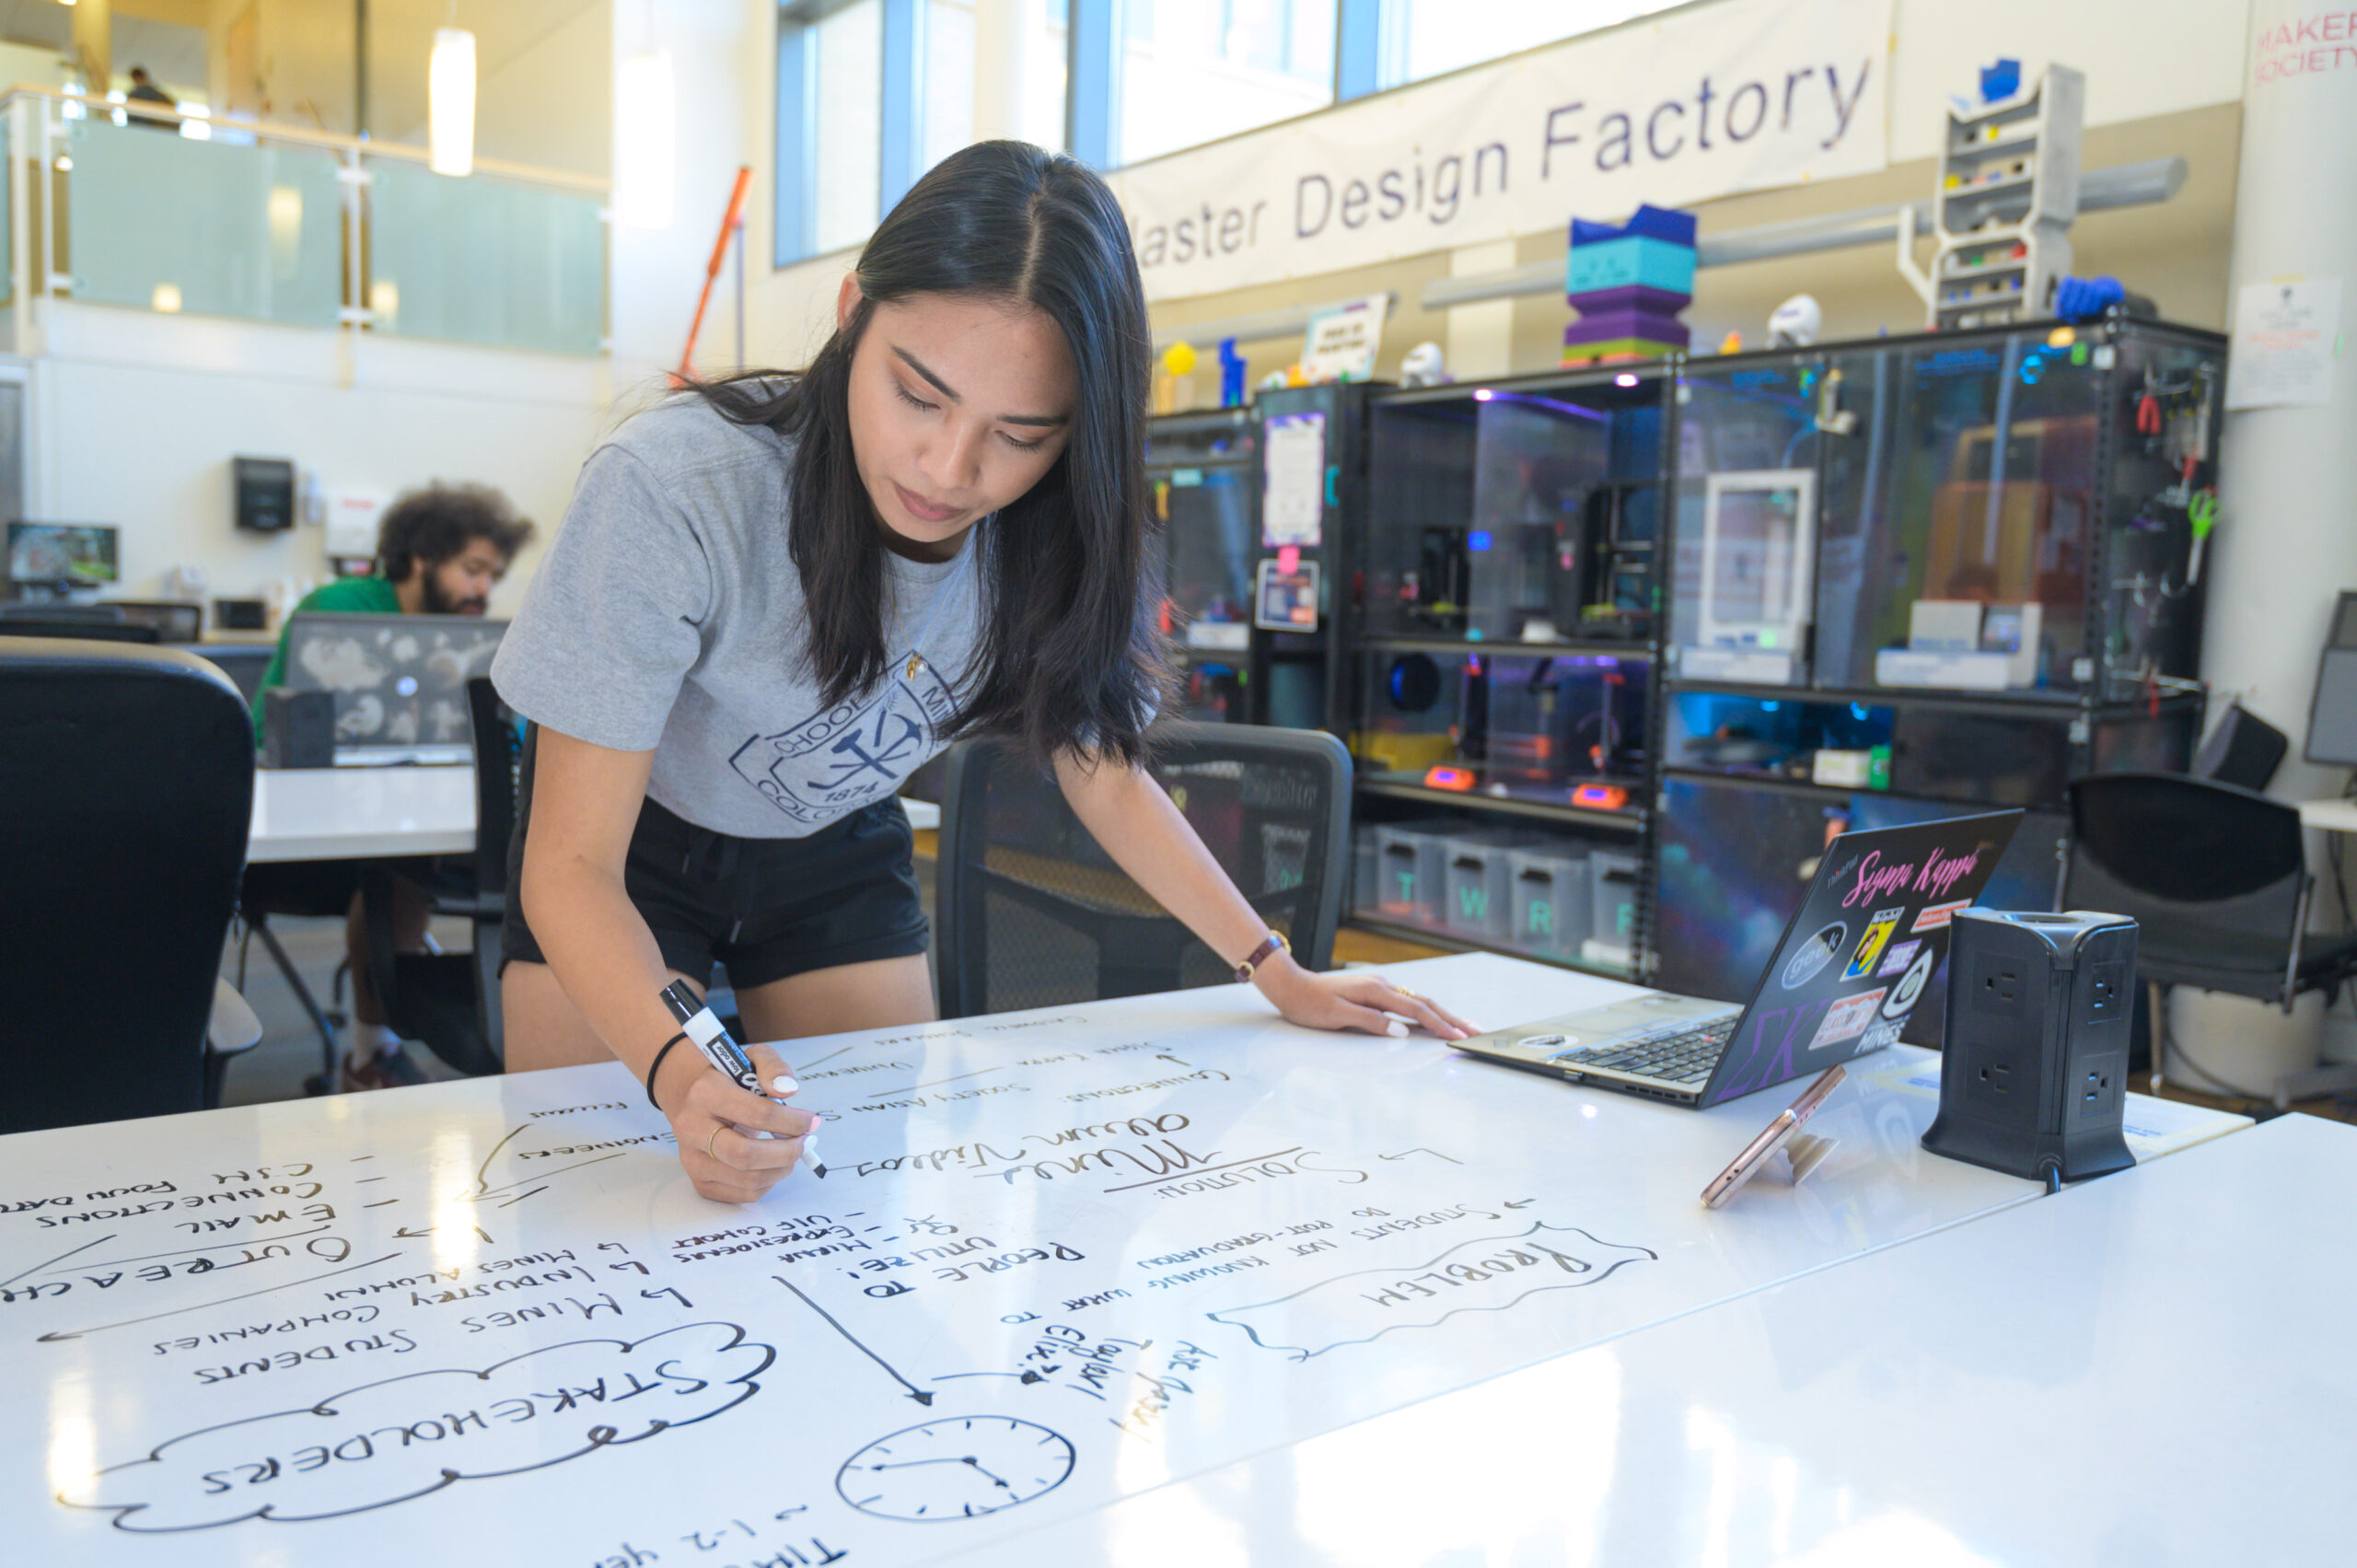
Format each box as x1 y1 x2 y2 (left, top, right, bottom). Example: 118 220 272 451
64 116 343 328
366 159 604 356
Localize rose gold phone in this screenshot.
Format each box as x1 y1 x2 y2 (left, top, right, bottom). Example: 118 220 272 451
1701 1065 1846 1210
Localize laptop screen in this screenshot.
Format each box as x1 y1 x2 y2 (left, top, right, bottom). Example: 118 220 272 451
283 611 505 753
1697 809 2021 1107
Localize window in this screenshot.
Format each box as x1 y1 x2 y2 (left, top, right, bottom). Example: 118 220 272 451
811 0 885 254
919 0 1066 177
1378 0 1678 88
1118 0 1335 167
782 0 1069 265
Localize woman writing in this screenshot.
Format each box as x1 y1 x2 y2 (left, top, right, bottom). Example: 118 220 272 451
491 142 1470 1206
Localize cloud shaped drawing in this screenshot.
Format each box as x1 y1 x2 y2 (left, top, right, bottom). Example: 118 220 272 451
59 1322 773 1532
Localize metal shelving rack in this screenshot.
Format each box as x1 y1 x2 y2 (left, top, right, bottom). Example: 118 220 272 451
1633 315 2223 1005
1342 361 1678 981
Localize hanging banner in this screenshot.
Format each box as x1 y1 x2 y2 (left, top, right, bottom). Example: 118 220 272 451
1106 0 1892 303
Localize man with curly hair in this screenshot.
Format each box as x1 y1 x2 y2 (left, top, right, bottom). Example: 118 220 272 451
248 483 534 1090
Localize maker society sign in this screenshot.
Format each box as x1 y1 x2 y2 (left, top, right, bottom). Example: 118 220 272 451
1107 0 1893 302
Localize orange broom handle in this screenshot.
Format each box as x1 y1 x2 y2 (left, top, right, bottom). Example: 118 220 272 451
676 165 755 383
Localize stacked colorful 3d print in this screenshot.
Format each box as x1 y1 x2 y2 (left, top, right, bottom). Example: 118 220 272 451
1562 204 1697 365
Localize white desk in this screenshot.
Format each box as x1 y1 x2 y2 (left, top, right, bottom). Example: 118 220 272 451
0 955 2242 1565
2296 796 2357 834
247 765 477 863
247 768 937 862
970 1110 2352 1567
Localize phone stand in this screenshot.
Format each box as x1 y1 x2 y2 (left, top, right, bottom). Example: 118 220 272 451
1782 1132 1836 1185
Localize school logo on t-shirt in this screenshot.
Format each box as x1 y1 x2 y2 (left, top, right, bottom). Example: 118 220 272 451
726 654 958 826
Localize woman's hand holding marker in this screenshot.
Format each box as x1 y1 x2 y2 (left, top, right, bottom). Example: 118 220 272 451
655 981 821 1204
652 1036 821 1206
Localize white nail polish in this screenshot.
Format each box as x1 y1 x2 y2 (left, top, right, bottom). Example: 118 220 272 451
771 1074 797 1095
1386 1019 1410 1038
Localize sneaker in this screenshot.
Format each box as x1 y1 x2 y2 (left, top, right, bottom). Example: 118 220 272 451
341 1046 430 1092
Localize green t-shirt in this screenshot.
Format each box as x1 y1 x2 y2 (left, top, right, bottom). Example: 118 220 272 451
250 575 402 743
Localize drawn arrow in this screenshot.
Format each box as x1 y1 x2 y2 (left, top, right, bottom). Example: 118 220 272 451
393 1225 435 1238
35 1252 404 1342
930 1370 1048 1385
1504 1199 1537 1209
772 1275 934 1403
1377 1148 1462 1165
0 1234 118 1289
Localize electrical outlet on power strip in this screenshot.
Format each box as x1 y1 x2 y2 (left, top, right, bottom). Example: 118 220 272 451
1924 910 2138 1184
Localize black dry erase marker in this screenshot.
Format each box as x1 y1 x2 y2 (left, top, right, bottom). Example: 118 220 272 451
660 980 761 1096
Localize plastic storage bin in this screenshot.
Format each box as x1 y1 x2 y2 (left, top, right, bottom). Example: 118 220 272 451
1507 847 1591 956
1586 849 1641 965
1442 833 1532 940
1353 826 1381 913
1372 822 1456 923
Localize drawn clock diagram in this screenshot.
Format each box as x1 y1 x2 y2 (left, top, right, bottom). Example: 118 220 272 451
836 1416 1075 1522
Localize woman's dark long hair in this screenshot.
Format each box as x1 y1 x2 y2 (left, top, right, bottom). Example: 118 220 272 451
697 140 1169 772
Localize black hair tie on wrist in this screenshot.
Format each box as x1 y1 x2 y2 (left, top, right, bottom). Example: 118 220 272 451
645 1031 691 1113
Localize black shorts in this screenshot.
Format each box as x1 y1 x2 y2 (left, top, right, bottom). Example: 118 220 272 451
500 751 928 991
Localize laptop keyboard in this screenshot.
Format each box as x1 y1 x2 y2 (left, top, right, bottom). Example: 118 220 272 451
1551 1017 1737 1086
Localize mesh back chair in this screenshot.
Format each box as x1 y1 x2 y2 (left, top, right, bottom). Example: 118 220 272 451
356 676 516 1076
2063 772 2357 1102
0 637 259 1132
935 724 1352 1018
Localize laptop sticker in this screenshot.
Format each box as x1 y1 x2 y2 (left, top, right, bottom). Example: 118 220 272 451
1857 1016 1907 1052
1781 923 1849 990
1881 947 1938 1018
1876 938 1923 978
1842 909 1905 980
1913 898 1973 932
1811 988 1887 1050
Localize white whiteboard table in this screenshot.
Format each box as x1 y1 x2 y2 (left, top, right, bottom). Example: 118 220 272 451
0 955 2242 1565
247 765 477 863
968 1109 2352 1567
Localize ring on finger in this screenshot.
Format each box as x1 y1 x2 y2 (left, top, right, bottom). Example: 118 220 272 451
1395 985 1420 1000
704 1125 724 1162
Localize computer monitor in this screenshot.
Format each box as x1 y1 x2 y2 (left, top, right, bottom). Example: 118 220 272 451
2304 590 2357 767
6 523 120 587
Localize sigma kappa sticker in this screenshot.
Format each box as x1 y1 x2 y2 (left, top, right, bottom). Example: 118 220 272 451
1912 898 1973 932
1810 988 1887 1050
1876 938 1923 978
1842 909 1905 980
1882 946 1938 1018
1781 923 1849 990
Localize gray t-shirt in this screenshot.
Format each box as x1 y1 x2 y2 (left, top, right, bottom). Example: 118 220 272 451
492 397 985 840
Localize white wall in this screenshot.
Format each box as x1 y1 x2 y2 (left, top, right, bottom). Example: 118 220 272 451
26 303 610 611
1886 0 2249 162
610 0 769 384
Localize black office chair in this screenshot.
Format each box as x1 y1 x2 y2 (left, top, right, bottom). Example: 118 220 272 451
0 637 261 1132
935 723 1353 1018
356 677 515 1076
2063 772 2357 1102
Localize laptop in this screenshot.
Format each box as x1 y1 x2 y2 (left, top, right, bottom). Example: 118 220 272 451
1456 810 2023 1108
282 611 506 766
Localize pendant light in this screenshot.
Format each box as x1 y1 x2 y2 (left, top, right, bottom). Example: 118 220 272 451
616 48 677 229
428 25 476 177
